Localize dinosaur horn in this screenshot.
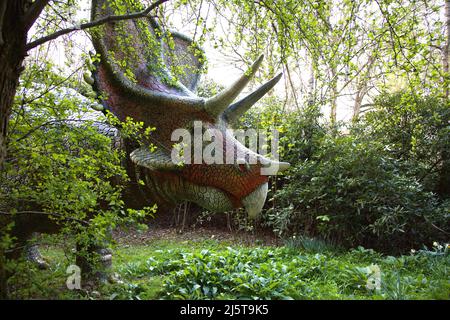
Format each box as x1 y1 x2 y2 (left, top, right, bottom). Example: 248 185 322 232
224 72 283 123
205 54 264 117
259 157 291 175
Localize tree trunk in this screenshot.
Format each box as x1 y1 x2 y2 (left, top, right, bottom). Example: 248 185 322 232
0 1 28 170
352 55 375 122
0 1 29 300
330 66 338 126
0 246 7 299
307 58 315 106
0 50 25 170
352 80 372 122
438 0 450 197
443 0 450 98
284 63 299 110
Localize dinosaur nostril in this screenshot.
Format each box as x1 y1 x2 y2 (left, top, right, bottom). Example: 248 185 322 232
236 158 251 172
238 164 246 172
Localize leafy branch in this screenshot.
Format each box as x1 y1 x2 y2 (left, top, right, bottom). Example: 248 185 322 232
0 211 89 226
25 0 169 51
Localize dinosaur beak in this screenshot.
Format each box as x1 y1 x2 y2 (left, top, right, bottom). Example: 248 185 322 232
242 182 269 219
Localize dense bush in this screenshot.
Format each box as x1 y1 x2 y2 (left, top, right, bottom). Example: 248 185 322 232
363 92 450 197
241 92 449 253
268 133 448 252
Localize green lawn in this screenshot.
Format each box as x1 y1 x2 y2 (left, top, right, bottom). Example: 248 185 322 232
8 238 450 300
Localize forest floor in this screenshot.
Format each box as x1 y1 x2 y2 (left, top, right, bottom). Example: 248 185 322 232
113 224 280 246
6 226 450 300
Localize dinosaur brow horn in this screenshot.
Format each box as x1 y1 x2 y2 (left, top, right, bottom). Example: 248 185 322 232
224 72 283 123
205 54 264 117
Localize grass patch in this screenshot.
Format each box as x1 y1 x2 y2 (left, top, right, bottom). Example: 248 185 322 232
7 238 449 300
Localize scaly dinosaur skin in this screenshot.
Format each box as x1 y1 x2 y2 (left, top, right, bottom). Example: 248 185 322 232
90 0 289 218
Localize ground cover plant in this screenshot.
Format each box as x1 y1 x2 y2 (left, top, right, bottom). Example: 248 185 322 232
7 234 449 300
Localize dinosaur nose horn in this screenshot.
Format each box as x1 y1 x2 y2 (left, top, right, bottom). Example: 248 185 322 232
258 156 290 175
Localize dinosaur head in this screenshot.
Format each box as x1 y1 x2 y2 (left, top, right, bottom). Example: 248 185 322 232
90 0 289 218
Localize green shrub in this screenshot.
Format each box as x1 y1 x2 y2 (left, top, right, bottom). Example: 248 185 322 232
0 61 156 297
363 91 450 197
252 91 450 253
268 133 449 252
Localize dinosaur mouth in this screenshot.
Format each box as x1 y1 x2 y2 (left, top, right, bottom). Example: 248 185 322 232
141 169 269 217
183 181 234 212
184 181 268 218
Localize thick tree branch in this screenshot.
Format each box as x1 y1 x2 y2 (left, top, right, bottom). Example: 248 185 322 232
24 0 51 31
25 0 168 51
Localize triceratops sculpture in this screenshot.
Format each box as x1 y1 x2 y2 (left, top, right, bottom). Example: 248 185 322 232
89 0 289 218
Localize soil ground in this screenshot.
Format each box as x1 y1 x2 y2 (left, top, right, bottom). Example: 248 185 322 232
113 224 281 247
